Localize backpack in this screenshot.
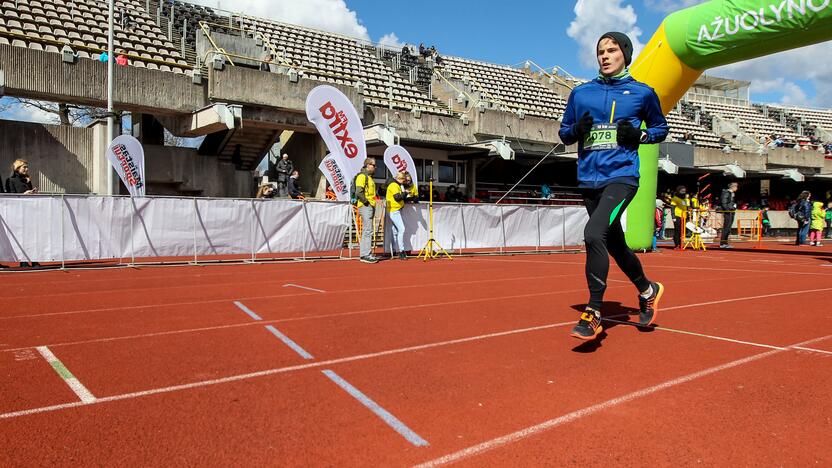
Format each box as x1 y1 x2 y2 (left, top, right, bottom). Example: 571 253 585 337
349 173 366 205
789 201 806 222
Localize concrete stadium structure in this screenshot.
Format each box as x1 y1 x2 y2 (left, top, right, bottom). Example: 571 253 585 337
1 0 831 201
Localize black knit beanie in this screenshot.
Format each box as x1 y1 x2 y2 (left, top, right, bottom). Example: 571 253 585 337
597 32 633 66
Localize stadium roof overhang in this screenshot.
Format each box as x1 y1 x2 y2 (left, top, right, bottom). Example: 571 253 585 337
761 168 805 182
694 75 751 91
697 164 746 178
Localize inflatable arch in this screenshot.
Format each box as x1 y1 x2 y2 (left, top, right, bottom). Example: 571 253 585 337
624 0 832 249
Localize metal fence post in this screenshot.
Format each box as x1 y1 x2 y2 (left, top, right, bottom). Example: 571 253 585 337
192 197 198 264
536 205 541 252
130 197 136 266
250 199 257 263
561 207 567 251
60 194 66 270
301 199 307 260
499 205 506 254
458 204 465 255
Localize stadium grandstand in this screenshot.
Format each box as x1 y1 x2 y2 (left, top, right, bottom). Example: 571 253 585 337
1 0 831 203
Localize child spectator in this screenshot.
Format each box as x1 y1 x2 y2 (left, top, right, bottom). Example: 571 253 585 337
810 200 826 246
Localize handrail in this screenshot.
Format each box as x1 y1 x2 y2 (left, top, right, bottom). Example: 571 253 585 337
431 69 482 116
197 21 235 66
524 60 574 90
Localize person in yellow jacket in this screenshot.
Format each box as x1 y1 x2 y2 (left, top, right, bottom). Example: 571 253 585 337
669 185 688 249
386 172 410 260
355 158 379 263
810 200 826 246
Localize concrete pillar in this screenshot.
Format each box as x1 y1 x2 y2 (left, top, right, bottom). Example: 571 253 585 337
91 120 114 195
281 132 327 199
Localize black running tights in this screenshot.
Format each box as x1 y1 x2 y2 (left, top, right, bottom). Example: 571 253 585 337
582 184 651 310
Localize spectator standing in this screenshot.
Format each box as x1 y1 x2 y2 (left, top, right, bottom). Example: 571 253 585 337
355 158 380 264
718 182 738 249
275 153 293 197
792 191 812 246
403 173 419 203
670 186 688 249
386 172 409 260
810 200 826 246
761 206 772 237
825 200 832 239
6 159 38 194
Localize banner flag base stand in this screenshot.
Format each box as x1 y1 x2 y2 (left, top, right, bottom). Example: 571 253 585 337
418 179 452 261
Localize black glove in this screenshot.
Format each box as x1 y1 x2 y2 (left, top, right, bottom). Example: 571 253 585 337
574 111 593 139
617 120 643 146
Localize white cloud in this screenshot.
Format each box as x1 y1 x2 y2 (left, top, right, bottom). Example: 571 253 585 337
378 32 404 49
642 0 705 14
193 0 369 40
566 0 644 70
712 42 832 108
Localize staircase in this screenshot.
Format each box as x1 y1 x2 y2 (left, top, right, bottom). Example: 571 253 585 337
367 45 450 113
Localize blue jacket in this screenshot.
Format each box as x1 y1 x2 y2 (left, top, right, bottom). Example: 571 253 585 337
559 75 669 189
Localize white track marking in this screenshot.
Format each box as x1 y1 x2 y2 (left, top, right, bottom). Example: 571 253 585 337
282 283 326 293
602 318 785 351
0 320 578 420
36 346 95 404
414 334 832 467
792 346 832 356
0 273 581 321
0 273 786 354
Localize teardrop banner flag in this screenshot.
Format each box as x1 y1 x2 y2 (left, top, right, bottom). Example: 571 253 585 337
383 145 418 188
106 135 145 197
318 153 350 202
306 85 367 180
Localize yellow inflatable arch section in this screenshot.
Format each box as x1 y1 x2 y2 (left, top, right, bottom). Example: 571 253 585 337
625 0 832 248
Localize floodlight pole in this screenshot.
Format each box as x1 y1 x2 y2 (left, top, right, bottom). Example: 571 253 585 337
106 0 115 195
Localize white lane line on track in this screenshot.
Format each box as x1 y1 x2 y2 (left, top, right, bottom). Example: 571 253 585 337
265 325 314 359
283 283 326 293
322 370 429 447
233 301 262 321
0 273 580 321
0 272 796 354
602 318 785 351
413 334 832 467
36 346 96 404
792 346 832 356
0 320 579 420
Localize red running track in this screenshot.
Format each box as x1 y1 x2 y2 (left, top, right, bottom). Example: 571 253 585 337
1 243 831 466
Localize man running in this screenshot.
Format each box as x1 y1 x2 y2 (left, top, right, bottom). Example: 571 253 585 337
558 32 670 340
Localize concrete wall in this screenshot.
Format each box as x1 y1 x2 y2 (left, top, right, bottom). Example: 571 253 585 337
367 107 471 145
208 66 362 117
0 119 96 194
692 147 768 171
474 109 560 143
0 45 205 114
144 145 254 198
766 147 824 169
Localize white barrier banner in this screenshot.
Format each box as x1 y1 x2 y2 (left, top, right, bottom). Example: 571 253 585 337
106 135 146 197
384 204 589 252
318 154 351 202
306 85 367 181
383 145 418 187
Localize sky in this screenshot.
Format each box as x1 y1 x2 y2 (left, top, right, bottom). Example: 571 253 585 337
2 0 831 125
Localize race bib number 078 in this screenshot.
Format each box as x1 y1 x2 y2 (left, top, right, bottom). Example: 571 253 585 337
583 123 617 151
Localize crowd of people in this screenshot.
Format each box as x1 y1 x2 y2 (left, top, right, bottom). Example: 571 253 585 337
654 182 832 250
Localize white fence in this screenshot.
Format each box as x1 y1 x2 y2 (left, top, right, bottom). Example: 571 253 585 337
0 195 589 264
383 203 589 253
